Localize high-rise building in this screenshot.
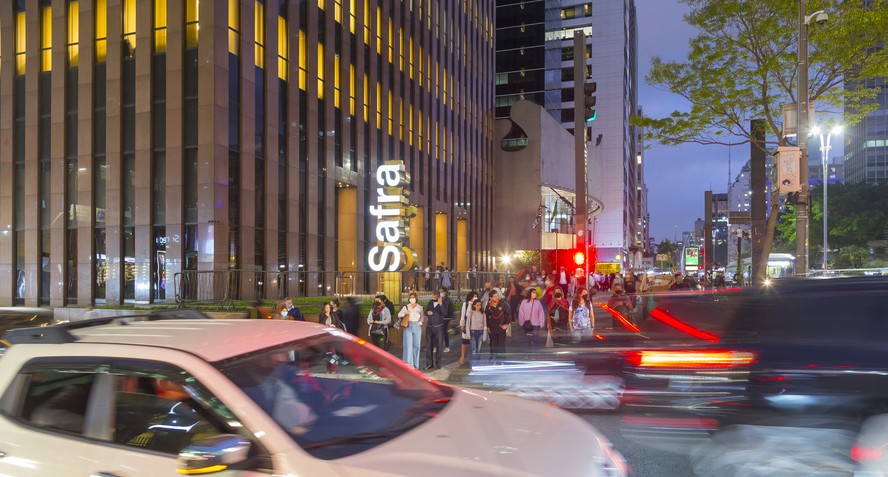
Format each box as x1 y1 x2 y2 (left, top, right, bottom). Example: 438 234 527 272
494 0 647 274
844 78 888 184
0 0 496 307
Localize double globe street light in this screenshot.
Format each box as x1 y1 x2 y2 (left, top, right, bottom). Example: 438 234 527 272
811 124 843 275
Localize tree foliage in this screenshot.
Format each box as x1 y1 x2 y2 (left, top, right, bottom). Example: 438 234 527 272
775 182 888 267
655 239 682 268
635 0 888 148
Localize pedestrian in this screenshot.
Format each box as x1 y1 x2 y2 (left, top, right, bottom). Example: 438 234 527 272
669 272 690 291
442 267 452 290
439 287 454 352
424 290 446 370
485 291 510 359
607 283 635 328
458 291 479 364
530 265 541 281
713 271 727 289
542 277 558 310
318 302 334 325
396 291 424 369
249 300 274 319
480 281 495 309
557 266 570 295
341 296 360 335
278 298 305 321
464 299 487 364
547 288 571 344
367 295 391 349
329 299 346 331
635 273 652 324
732 270 744 287
470 264 479 290
424 265 432 291
517 288 546 352
570 287 594 343
506 276 524 325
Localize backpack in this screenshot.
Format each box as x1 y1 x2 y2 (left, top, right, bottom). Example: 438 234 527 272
572 305 591 330
383 298 396 318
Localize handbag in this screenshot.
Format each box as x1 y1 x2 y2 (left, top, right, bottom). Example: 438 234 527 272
399 314 410 329
369 323 385 337
522 320 534 332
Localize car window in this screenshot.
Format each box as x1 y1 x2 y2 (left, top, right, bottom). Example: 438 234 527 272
14 369 96 435
216 332 450 460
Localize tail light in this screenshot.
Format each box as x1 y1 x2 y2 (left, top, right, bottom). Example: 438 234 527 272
852 445 883 463
626 349 757 368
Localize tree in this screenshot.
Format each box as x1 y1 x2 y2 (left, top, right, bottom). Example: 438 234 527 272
775 182 888 268
634 0 888 281
655 239 681 270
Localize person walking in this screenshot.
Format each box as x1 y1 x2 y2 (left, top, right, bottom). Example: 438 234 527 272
713 271 727 289
442 267 453 290
607 283 635 328
424 290 446 370
547 288 571 345
517 288 546 352
506 276 524 325
670 272 691 291
557 266 570 295
329 299 346 331
570 288 594 343
366 296 391 349
439 287 454 352
318 303 334 326
463 299 487 364
396 292 424 369
458 291 479 364
484 291 510 359
341 296 360 335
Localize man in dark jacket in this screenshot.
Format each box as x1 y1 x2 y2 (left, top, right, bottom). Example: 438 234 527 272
341 297 361 335
425 290 446 369
439 287 453 352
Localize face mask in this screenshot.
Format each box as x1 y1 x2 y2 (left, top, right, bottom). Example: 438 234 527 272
409 298 417 304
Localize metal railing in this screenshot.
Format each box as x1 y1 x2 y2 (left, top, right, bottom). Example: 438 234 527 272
174 268 523 306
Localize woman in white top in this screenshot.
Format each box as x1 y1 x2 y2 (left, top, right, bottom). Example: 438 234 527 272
397 291 424 369
458 291 479 364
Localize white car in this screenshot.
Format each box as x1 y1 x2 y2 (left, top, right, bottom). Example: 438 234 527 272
0 311 629 476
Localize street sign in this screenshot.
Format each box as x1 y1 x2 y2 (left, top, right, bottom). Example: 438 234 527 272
656 254 668 262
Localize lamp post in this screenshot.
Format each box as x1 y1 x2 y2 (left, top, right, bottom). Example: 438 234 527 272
795 2 829 276
812 125 842 275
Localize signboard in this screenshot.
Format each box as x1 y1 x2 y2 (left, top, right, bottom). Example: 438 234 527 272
367 161 418 272
684 246 699 272
656 254 669 262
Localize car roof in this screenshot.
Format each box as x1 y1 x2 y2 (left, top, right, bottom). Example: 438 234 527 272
10 318 331 363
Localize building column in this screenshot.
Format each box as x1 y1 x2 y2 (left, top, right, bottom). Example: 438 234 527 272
48 0 68 307
132 0 153 303
76 0 96 305
163 0 186 304
0 2 15 306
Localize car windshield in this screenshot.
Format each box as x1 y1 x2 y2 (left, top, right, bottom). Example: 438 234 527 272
214 331 450 459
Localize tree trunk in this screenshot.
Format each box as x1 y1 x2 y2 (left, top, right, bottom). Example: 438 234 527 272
755 188 781 285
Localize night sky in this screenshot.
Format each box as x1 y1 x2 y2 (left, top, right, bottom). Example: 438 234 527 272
636 0 734 243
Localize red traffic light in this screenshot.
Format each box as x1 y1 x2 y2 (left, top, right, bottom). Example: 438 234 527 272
573 250 586 266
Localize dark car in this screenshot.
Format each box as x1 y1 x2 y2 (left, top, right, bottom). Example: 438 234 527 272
619 276 888 429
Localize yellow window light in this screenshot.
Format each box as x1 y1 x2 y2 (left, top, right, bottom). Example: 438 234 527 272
154 0 167 53
185 0 199 48
317 43 325 99
95 0 107 62
41 7 52 72
68 1 80 66
255 0 265 68
277 16 288 81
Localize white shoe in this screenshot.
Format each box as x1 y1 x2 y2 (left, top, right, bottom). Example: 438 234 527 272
444 347 450 353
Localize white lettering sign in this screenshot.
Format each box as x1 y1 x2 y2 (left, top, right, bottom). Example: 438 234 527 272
367 161 417 272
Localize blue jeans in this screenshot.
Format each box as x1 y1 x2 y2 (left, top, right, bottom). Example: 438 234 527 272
469 330 484 361
525 325 541 351
402 322 422 369
572 327 594 343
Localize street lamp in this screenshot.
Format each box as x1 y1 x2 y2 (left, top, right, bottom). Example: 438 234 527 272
811 124 842 275
795 2 830 275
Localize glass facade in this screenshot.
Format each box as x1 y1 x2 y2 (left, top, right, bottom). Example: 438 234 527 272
0 0 495 306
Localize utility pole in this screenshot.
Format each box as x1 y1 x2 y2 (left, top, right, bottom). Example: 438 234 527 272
795 0 811 275
573 31 593 280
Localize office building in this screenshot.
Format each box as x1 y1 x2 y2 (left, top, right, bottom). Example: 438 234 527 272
0 0 496 306
844 78 888 184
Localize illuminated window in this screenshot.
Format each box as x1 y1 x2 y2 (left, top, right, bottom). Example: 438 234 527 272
95 0 107 62
318 0 325 10
375 82 381 126
387 18 393 63
408 41 413 78
363 0 369 44
15 11 26 75
387 90 392 135
375 7 381 54
41 6 52 72
298 30 307 90
154 0 167 53
349 0 355 34
348 64 355 115
333 54 340 108
333 0 341 24
277 15 288 81
362 74 368 122
227 0 239 54
317 43 325 99
408 105 413 146
254 0 265 68
67 1 80 67
123 0 136 57
186 0 199 49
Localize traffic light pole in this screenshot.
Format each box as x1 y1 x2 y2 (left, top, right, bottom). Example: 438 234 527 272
573 32 590 284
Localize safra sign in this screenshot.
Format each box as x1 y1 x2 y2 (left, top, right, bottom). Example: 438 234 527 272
367 161 418 272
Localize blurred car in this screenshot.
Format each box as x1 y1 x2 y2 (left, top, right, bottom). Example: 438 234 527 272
0 308 54 336
615 276 888 460
0 311 629 477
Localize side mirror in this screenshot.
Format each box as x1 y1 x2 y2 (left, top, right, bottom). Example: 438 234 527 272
177 434 251 475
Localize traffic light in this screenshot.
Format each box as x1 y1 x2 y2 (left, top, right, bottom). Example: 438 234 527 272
584 82 597 122
573 250 586 266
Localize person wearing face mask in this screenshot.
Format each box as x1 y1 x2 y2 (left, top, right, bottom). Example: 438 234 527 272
569 288 594 343
367 296 392 349
439 287 454 352
458 291 479 365
424 290 446 370
547 288 571 344
397 292 424 369
518 288 546 351
607 283 635 328
484 291 510 359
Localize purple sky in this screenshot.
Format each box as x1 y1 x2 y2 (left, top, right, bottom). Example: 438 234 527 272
636 0 736 243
